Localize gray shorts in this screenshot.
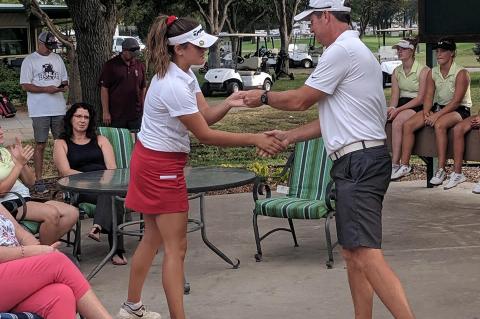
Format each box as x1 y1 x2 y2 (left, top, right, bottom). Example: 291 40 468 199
31 115 64 143
330 145 391 249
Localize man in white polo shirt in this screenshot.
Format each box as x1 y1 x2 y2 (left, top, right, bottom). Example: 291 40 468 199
244 1 415 318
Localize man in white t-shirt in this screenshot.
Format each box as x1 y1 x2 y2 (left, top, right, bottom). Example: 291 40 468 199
20 31 68 193
244 1 415 318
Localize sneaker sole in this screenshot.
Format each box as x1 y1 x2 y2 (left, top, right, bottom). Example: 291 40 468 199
391 171 412 181
444 180 466 190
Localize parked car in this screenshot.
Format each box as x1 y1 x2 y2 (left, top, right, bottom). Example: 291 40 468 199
112 36 145 53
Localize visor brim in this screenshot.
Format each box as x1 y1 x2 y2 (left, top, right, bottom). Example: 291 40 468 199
190 33 218 48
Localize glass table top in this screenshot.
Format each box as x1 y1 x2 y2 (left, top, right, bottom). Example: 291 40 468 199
57 167 257 195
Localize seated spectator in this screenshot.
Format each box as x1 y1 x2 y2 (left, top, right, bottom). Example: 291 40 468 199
0 126 78 244
0 204 112 318
444 111 480 192
53 102 127 265
388 38 429 177
391 38 472 184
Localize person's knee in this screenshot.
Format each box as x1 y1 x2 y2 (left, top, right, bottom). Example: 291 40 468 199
164 237 187 260
42 206 62 226
453 123 468 138
35 143 47 151
47 283 76 314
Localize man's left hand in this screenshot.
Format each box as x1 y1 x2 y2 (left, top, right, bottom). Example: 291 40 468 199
243 90 264 108
425 113 440 127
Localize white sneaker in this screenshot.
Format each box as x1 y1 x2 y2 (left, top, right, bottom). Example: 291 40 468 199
473 182 480 194
444 173 466 190
392 163 400 174
116 303 161 319
430 168 447 185
391 165 411 180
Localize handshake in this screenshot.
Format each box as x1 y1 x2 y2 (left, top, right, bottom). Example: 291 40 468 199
225 90 290 157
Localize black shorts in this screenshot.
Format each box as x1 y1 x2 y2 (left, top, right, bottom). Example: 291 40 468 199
434 103 471 119
1 197 32 218
330 145 391 249
398 97 423 113
111 117 142 131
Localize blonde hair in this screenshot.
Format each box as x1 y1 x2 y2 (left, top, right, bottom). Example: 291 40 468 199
146 15 199 78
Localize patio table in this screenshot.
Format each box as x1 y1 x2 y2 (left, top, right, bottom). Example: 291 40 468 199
57 167 257 280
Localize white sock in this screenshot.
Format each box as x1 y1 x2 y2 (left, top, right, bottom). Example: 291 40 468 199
124 300 143 310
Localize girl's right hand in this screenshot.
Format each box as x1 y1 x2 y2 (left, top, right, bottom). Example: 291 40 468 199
254 133 286 157
9 137 34 166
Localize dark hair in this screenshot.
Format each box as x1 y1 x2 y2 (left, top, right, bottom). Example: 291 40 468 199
60 102 97 141
331 1 351 24
146 15 199 78
404 36 419 49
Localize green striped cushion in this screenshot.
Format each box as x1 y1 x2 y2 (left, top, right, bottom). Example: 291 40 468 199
254 137 333 220
20 220 40 234
255 197 328 219
97 127 134 169
288 138 332 200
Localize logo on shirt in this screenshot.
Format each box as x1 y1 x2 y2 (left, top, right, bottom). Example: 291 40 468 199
37 63 60 81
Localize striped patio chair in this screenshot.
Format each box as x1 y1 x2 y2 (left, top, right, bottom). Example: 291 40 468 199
252 137 337 268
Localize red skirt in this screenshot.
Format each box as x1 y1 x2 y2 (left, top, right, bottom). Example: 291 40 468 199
125 141 189 214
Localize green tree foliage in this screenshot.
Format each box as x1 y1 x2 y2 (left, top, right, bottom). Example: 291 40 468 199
0 64 25 102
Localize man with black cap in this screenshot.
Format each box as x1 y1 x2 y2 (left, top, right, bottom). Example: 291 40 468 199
244 1 415 318
20 31 68 194
99 37 147 130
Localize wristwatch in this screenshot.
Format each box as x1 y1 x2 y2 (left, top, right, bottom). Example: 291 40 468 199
260 91 269 105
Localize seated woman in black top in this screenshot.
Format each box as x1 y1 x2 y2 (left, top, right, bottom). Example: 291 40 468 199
53 102 127 265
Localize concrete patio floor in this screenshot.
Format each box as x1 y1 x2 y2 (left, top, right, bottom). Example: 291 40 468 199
65 180 480 319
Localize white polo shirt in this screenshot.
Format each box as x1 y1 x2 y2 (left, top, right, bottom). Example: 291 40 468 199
138 62 200 153
305 30 387 155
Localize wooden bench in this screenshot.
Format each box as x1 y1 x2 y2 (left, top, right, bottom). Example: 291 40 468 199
385 122 480 187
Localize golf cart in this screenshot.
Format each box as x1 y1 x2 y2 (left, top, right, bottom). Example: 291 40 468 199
201 33 274 96
288 35 321 68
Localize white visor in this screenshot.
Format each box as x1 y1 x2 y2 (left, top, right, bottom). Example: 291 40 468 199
294 5 351 21
392 40 414 50
167 25 218 48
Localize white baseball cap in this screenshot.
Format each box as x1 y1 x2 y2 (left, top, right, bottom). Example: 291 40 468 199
167 25 218 48
294 0 351 21
392 40 415 50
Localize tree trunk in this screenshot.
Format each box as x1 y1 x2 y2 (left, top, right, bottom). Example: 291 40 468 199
20 0 82 103
64 0 116 120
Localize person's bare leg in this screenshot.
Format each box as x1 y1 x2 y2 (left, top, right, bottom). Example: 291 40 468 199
434 113 462 169
155 212 188 319
127 215 163 302
77 289 112 319
44 200 79 236
342 248 374 319
452 116 473 173
400 112 425 165
34 142 46 180
21 201 62 244
391 109 416 165
353 247 415 319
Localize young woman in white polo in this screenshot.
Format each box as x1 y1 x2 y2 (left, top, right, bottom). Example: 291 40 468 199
117 15 284 319
388 38 429 178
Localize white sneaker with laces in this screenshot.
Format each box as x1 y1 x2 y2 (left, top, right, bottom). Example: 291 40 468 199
473 182 480 194
391 165 411 180
429 168 446 186
444 173 466 190
116 303 161 319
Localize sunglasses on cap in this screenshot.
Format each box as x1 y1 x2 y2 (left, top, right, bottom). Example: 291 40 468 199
127 47 140 52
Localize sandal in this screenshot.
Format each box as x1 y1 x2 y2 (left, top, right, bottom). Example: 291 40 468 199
88 225 102 242
111 252 128 266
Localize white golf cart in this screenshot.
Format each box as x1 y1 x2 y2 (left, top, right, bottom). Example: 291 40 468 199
378 46 402 87
201 33 274 96
288 35 321 68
